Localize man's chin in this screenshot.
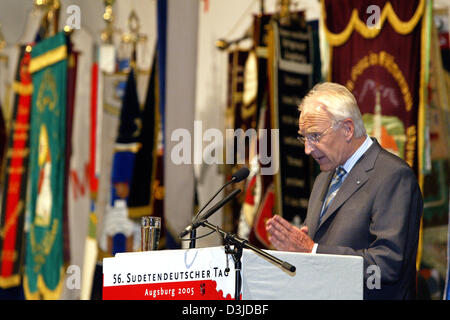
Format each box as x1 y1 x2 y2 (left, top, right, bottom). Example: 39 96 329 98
318 161 334 172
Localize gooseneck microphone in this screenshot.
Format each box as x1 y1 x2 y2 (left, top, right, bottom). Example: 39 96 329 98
230 166 250 183
182 167 249 242
191 166 249 222
179 188 242 238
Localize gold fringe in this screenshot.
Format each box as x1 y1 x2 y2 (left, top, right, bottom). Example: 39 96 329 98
113 142 142 153
0 274 21 289
321 0 425 46
12 81 33 96
103 102 121 116
415 0 431 271
23 268 64 300
128 205 152 219
96 246 113 261
29 45 67 74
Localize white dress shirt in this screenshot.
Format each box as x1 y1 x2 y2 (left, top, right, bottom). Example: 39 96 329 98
311 135 373 253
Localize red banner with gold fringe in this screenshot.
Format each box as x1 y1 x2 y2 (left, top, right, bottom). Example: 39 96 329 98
322 0 427 174
0 47 32 288
322 0 429 269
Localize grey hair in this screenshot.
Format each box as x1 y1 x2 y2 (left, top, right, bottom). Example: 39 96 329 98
298 82 367 138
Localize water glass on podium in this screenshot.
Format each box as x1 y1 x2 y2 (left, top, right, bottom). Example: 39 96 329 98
141 216 161 251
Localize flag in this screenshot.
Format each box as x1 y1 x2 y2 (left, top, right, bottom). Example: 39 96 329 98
104 68 141 255
127 53 160 222
156 0 175 247
80 45 101 301
0 47 33 289
0 5 45 297
62 28 94 300
322 0 429 270
323 0 428 174
62 41 78 267
422 7 450 300
248 94 273 248
95 69 128 258
248 85 275 248
24 32 68 300
0 103 5 168
0 46 20 135
223 49 250 234
447 215 450 299
157 0 167 148
237 165 262 240
437 4 450 300
268 13 314 224
111 69 141 202
246 13 275 248
229 15 271 242
247 11 316 248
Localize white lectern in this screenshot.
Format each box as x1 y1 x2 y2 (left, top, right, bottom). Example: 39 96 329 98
103 246 363 300
242 249 363 299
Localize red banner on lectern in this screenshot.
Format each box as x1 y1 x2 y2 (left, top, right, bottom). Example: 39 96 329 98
103 279 234 300
103 246 238 300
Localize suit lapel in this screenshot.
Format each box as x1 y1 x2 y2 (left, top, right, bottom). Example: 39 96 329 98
308 171 333 240
315 138 381 231
317 165 368 229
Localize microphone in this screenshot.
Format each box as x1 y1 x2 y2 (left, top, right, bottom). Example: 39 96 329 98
231 166 250 183
192 166 249 222
180 188 241 238
185 166 249 246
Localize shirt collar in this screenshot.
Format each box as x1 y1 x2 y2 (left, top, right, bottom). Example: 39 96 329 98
340 135 373 175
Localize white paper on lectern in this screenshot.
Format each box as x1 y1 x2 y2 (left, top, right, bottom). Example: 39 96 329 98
241 249 363 300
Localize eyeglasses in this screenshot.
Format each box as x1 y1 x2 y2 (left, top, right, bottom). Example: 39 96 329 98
297 122 340 145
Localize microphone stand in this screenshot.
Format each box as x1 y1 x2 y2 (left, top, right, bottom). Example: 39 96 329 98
186 167 250 248
200 220 296 301
187 175 239 248
189 229 196 248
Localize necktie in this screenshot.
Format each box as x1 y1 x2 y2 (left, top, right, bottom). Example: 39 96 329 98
320 167 347 221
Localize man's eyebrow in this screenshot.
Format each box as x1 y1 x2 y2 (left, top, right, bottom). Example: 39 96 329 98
299 125 318 133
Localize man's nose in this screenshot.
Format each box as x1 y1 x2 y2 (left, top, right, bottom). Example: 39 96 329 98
304 139 314 155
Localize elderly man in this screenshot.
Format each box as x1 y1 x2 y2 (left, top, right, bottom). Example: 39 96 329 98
266 82 423 300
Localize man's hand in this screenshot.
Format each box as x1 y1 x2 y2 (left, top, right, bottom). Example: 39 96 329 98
265 215 315 253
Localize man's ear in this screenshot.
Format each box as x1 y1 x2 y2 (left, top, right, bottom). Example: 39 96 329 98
342 118 355 141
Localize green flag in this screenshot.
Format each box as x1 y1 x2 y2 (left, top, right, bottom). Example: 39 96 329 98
24 32 68 300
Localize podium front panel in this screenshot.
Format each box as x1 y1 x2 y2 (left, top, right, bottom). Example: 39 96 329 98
103 246 363 300
103 246 236 300
242 249 364 300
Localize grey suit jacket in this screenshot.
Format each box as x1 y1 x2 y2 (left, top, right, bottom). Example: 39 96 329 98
304 138 423 300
